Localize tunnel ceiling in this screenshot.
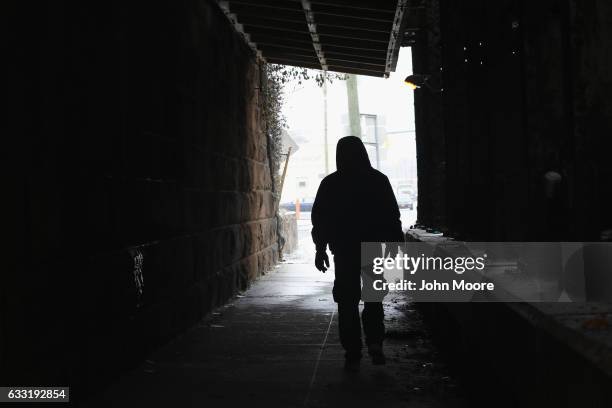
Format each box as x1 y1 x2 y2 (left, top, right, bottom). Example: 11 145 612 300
217 0 412 77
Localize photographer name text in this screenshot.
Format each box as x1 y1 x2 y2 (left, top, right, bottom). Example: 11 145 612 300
373 279 494 292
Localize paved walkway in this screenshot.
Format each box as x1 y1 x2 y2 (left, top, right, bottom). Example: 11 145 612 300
85 221 464 408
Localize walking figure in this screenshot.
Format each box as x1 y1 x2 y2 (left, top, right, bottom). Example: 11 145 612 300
311 136 404 371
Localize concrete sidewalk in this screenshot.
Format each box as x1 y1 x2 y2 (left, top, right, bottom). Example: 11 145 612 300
84 257 464 407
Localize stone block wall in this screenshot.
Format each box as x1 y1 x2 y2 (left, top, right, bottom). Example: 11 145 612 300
6 0 278 395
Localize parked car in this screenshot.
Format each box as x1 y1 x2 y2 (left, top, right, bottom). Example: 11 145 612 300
396 187 414 210
280 202 296 212
300 198 314 212
279 198 315 212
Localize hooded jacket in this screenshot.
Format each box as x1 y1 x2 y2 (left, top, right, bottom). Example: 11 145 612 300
311 136 404 255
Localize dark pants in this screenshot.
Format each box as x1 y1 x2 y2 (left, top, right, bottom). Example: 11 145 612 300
333 254 385 357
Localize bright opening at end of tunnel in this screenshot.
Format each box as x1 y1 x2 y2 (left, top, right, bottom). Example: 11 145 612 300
277 48 417 262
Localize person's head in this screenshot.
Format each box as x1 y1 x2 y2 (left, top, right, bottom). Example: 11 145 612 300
336 136 371 173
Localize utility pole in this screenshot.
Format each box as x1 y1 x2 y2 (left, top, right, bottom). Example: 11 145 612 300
323 73 329 175
346 74 362 137
278 147 292 202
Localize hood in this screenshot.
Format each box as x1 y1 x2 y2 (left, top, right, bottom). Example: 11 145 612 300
336 136 372 173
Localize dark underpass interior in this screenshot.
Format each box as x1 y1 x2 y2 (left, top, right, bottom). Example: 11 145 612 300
6 0 612 407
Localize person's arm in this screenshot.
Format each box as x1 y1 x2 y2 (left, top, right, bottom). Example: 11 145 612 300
381 176 405 255
311 178 331 272
311 178 330 252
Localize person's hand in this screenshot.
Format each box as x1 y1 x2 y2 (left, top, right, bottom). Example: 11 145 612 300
385 242 399 258
315 251 330 273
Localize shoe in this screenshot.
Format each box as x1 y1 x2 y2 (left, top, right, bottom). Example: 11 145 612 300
368 344 386 365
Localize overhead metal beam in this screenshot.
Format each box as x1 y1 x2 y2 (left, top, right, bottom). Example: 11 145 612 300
315 18 390 33
258 39 389 60
266 55 321 66
257 42 319 54
231 0 394 23
262 49 320 61
235 11 392 38
218 0 407 77
315 26 390 43
269 58 386 77
244 22 390 44
310 3 395 21
264 51 387 70
224 4 306 26
238 19 309 34
232 6 392 33
326 57 386 68
318 32 388 44
317 37 385 51
324 50 386 63
230 0 303 12
384 0 408 76
301 0 327 71
259 41 386 60
261 47 387 71
311 0 397 12
327 64 385 76
268 38 383 53
217 1 263 60
231 0 396 13
323 43 387 57
245 25 389 51
245 27 313 44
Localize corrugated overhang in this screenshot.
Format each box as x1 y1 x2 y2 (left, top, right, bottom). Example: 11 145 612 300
217 0 409 77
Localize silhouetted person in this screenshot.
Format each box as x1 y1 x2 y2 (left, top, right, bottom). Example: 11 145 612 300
311 136 404 370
